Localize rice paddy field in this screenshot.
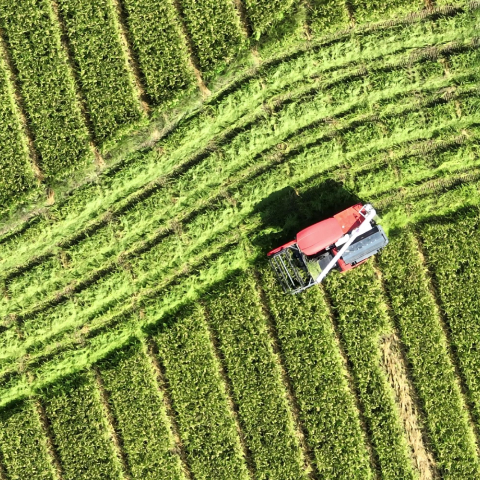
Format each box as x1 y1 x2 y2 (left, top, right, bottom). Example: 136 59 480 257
0 0 479 479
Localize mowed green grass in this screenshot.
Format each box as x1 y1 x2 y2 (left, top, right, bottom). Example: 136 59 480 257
0 2 480 479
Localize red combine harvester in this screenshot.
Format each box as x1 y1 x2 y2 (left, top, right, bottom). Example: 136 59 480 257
268 203 388 294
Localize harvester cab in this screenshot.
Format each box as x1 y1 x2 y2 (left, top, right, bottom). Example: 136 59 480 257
267 203 388 294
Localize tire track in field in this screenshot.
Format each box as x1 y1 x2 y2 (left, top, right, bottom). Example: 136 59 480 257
318 283 381 479
251 270 318 480
201 303 257 480
93 366 133 480
144 339 192 480
411 232 480 453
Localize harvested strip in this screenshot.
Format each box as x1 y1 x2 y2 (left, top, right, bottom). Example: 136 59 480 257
120 0 196 105
98 340 186 480
56 0 143 142
0 399 57 479
261 265 374 479
205 272 307 480
0 0 91 178
379 231 480 478
153 305 250 479
42 371 124 480
324 262 415 479
0 39 36 203
176 0 245 74
420 210 480 433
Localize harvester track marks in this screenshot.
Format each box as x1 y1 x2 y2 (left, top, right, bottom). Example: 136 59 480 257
252 270 319 480
34 397 65 480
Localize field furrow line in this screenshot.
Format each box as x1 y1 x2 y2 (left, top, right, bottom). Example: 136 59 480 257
144 339 192 480
93 366 133 480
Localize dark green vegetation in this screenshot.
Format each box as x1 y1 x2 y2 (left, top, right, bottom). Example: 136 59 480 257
0 1 480 479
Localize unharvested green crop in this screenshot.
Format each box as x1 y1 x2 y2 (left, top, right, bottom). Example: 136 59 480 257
206 272 307 480
0 0 91 178
378 230 480 479
56 0 143 142
154 305 250 479
99 341 186 479
120 0 196 105
42 371 124 480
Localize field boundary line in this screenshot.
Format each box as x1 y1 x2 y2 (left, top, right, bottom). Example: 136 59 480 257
34 396 65 480
318 283 381 479
144 339 193 480
93 366 133 480
49 0 105 165
232 0 251 37
0 28 43 183
372 261 438 479
110 0 150 113
201 302 257 480
252 270 319 480
170 0 210 97
411 232 480 453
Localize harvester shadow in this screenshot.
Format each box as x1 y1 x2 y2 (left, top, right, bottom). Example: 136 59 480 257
251 180 364 254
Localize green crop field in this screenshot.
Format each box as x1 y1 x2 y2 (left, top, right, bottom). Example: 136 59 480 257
0 0 479 478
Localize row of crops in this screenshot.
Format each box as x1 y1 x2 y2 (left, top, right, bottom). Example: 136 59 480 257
0 1 479 478
0 0 471 209
1 225 480 479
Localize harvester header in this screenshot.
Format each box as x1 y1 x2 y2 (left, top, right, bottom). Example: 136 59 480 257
267 203 388 294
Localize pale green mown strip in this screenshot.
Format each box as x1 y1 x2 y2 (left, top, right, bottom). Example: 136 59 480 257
98 341 186 480
177 0 245 75
154 305 250 480
350 0 424 24
205 272 307 480
378 230 480 479
5 66 478 319
261 266 374 479
420 210 480 431
0 0 91 178
56 0 143 142
0 399 56 480
324 262 415 480
0 43 35 204
120 0 196 105
42 371 124 480
1 4 476 259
